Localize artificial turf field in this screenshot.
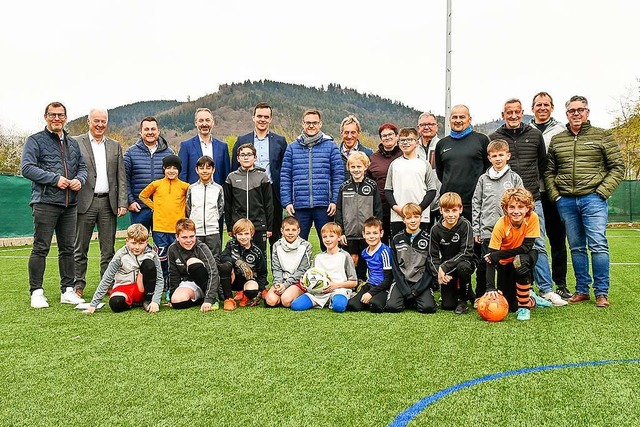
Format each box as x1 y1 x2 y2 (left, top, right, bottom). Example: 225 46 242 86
1 228 639 426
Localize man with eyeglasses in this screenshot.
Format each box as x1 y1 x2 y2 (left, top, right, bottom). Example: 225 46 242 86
21 102 88 308
369 123 402 243
231 103 286 252
490 98 566 307
72 108 127 299
338 115 372 180
545 95 624 308
416 112 442 222
530 92 572 300
280 109 344 250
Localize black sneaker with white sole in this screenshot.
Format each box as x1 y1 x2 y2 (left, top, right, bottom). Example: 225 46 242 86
556 287 573 299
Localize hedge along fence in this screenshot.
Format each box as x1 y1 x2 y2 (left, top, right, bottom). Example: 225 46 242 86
0 174 638 239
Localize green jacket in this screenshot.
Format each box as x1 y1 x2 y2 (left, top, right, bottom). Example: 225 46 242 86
544 121 625 201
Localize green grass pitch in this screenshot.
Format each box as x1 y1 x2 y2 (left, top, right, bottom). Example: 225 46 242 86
1 229 639 426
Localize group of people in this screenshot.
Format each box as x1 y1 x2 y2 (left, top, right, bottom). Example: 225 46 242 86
21 93 625 319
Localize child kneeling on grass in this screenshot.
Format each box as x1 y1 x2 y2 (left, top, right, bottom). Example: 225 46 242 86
291 222 357 312
219 218 267 310
84 224 163 314
428 192 475 314
347 216 393 313
484 187 542 321
167 218 220 312
264 216 313 308
385 203 437 313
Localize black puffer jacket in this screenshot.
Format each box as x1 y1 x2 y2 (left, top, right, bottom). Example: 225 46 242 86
490 124 546 200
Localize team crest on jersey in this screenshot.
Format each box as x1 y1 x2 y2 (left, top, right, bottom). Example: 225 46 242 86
245 254 256 264
362 184 372 195
452 233 460 242
504 181 514 189
417 239 428 250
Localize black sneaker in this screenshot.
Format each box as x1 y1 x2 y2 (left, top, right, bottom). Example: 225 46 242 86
454 301 469 315
556 287 573 299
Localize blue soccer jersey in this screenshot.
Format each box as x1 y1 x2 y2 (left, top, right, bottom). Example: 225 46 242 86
361 243 392 286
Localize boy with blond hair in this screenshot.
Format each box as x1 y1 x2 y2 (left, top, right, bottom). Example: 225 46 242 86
218 218 268 310
484 188 541 321
264 216 313 308
428 192 475 314
84 224 164 313
336 151 382 281
291 222 357 312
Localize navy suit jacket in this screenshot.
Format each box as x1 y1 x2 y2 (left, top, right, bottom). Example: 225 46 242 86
178 135 230 186
231 131 287 203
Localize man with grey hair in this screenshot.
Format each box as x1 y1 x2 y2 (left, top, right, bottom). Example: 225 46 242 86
179 107 230 186
416 112 441 218
338 114 372 179
73 108 128 298
545 95 625 308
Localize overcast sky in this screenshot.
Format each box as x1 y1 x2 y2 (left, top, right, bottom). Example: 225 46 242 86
1 0 638 133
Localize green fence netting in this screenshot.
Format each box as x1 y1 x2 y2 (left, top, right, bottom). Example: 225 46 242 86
0 174 638 238
0 174 130 238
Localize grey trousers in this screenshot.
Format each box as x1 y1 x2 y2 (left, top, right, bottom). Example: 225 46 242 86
74 196 117 290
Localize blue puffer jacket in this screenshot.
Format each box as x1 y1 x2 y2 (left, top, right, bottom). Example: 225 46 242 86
280 133 344 209
123 136 174 206
21 128 87 207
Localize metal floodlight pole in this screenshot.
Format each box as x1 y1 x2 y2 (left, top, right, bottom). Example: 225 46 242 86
444 0 452 135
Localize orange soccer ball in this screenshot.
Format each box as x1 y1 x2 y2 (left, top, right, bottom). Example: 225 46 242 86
477 292 509 322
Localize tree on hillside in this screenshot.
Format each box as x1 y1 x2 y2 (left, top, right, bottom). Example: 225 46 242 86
0 123 25 174
611 80 640 180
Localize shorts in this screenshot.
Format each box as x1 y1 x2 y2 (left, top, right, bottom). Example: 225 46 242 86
344 238 367 257
177 280 204 301
307 288 352 309
110 282 144 306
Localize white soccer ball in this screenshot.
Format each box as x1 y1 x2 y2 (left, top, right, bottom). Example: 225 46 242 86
301 267 330 295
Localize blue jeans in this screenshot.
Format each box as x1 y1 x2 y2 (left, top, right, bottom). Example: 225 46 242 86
295 207 331 251
29 203 77 294
533 200 554 294
556 194 610 296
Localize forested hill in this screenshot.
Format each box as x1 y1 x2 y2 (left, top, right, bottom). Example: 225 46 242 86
66 80 442 149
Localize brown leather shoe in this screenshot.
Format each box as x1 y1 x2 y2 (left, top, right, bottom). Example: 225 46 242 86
595 295 610 308
568 292 590 303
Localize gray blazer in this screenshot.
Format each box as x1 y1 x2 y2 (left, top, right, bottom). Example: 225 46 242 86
74 133 127 215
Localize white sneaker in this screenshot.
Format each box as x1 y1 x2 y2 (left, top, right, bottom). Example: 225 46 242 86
31 289 49 308
542 291 568 307
61 287 85 304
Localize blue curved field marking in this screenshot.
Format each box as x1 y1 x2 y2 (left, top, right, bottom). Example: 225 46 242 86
389 358 640 427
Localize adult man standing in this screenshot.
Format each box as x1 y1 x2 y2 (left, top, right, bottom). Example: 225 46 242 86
280 109 344 250
73 108 128 298
416 112 442 217
530 91 572 299
435 105 490 221
179 108 230 187
338 115 372 178
231 103 286 250
21 102 87 308
490 98 566 306
124 116 174 230
545 95 625 308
